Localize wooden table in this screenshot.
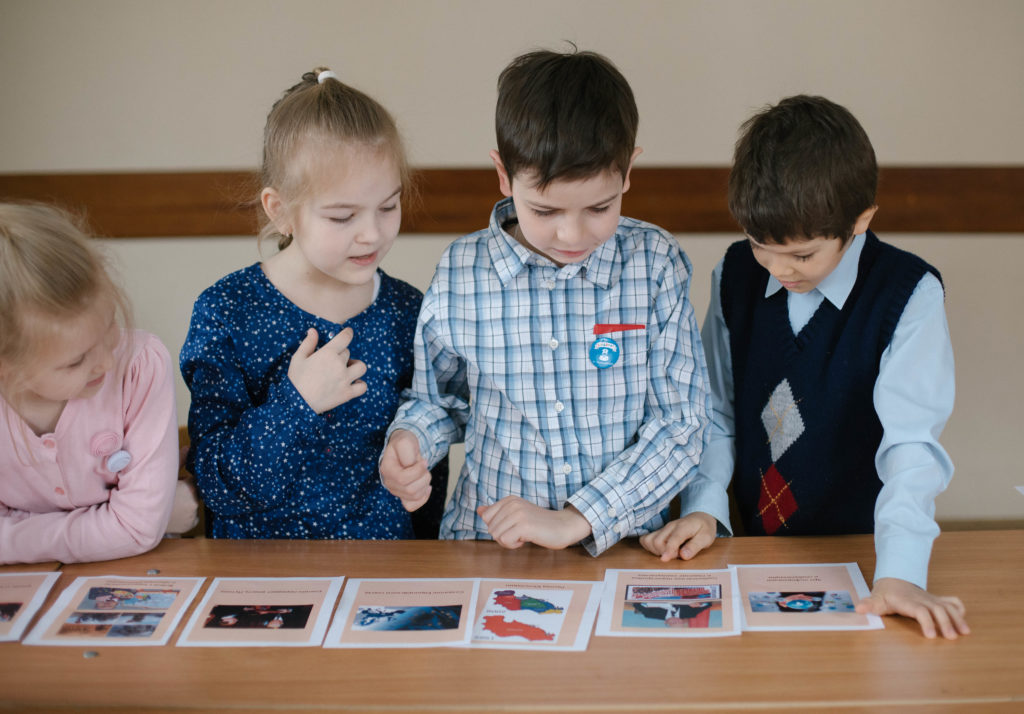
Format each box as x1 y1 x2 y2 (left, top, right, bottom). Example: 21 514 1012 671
1 530 1022 712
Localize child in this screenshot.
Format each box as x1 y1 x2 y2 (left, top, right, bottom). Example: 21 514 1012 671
180 68 445 539
641 95 969 639
380 49 710 555
0 202 186 564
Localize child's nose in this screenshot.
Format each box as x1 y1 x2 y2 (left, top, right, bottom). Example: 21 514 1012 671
556 216 583 245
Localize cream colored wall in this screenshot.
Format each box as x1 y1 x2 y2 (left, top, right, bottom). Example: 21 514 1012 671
4 1 1024 524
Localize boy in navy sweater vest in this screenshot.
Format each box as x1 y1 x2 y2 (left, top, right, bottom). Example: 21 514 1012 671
642 95 969 639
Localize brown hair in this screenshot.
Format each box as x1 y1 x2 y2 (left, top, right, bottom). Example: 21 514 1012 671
0 202 131 392
495 48 638 189
728 95 877 245
259 67 411 249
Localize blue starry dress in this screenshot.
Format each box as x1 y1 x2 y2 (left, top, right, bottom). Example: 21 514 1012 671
180 264 445 539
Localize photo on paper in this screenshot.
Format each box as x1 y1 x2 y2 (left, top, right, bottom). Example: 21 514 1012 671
177 577 342 647
470 579 601 651
625 584 720 601
323 578 478 648
621 599 723 629
0 573 60 642
748 590 856 613
57 611 165 639
24 576 203 646
78 587 179 611
203 604 314 630
731 563 883 631
596 569 741 638
353 605 462 631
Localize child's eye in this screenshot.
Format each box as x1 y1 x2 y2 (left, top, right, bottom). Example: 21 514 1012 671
532 208 556 217
589 205 611 214
795 254 812 262
66 357 85 369
328 216 354 224
380 204 398 213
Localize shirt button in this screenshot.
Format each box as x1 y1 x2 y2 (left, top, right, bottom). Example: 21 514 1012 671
545 280 555 290
554 401 564 413
646 481 656 493
614 522 627 535
42 437 57 449
55 487 65 496
561 463 572 475
607 506 617 517
548 338 558 350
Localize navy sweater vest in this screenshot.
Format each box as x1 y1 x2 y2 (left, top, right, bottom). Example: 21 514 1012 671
721 232 940 536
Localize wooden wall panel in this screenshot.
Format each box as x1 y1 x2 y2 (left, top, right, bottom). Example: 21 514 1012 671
1 167 1021 237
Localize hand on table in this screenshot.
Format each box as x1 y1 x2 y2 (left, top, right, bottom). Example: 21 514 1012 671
639 511 718 561
379 429 432 511
856 577 969 640
476 497 592 550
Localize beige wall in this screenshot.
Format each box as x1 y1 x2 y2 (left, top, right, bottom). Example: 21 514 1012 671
3 1 1023 524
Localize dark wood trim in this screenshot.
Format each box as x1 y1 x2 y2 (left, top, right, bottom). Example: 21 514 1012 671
1 167 1021 237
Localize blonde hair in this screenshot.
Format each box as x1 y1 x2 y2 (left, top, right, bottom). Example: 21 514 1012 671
259 66 412 250
0 202 132 391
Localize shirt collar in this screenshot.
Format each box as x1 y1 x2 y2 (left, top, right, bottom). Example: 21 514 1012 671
485 197 618 288
764 232 866 309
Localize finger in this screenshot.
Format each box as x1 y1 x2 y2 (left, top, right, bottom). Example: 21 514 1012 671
393 434 421 468
400 493 429 512
347 379 368 400
911 604 938 639
680 529 716 560
854 595 885 616
929 602 959 640
291 328 319 361
323 327 354 353
347 360 368 380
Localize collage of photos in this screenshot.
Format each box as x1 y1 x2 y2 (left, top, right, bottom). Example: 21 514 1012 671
25 576 203 646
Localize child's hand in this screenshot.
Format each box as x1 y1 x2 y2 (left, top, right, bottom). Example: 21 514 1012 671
287 328 368 414
476 497 592 550
639 512 718 561
379 430 432 511
856 577 969 640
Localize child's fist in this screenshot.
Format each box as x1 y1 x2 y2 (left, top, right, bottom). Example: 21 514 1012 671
379 430 431 511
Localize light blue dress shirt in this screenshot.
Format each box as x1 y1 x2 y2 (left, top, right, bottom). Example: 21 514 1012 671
679 234 955 588
390 198 711 555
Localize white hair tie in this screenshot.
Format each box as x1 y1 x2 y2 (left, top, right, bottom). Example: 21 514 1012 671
317 70 338 84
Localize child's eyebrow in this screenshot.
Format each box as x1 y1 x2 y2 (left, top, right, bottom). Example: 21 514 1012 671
529 191 620 210
321 186 402 209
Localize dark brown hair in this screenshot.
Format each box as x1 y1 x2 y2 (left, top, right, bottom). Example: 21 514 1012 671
728 95 877 245
495 48 638 189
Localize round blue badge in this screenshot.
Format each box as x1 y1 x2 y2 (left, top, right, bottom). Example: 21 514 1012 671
589 336 620 369
105 449 132 473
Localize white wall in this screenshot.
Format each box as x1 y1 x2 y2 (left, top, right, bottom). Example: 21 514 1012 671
4 0 1024 524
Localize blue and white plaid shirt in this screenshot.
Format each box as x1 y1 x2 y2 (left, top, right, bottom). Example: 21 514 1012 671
390 198 710 554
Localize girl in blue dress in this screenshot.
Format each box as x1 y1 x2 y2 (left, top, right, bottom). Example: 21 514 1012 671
181 68 445 539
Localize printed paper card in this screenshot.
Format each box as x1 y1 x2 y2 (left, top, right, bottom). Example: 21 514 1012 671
177 577 344 647
731 563 884 631
470 579 602 651
596 569 741 637
323 578 478 648
23 575 203 646
0 572 60 642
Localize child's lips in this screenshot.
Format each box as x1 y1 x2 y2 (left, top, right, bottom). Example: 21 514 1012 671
349 251 378 266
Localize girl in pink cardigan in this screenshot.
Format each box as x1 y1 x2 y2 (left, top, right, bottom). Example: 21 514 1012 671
0 203 193 564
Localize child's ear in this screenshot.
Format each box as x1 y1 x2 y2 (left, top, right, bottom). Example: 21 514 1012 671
489 150 513 197
260 187 291 235
621 147 643 194
853 205 879 235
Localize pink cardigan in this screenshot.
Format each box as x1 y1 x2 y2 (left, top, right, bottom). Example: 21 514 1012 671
1 330 178 564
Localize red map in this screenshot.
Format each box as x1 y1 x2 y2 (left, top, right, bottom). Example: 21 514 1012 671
482 615 554 642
